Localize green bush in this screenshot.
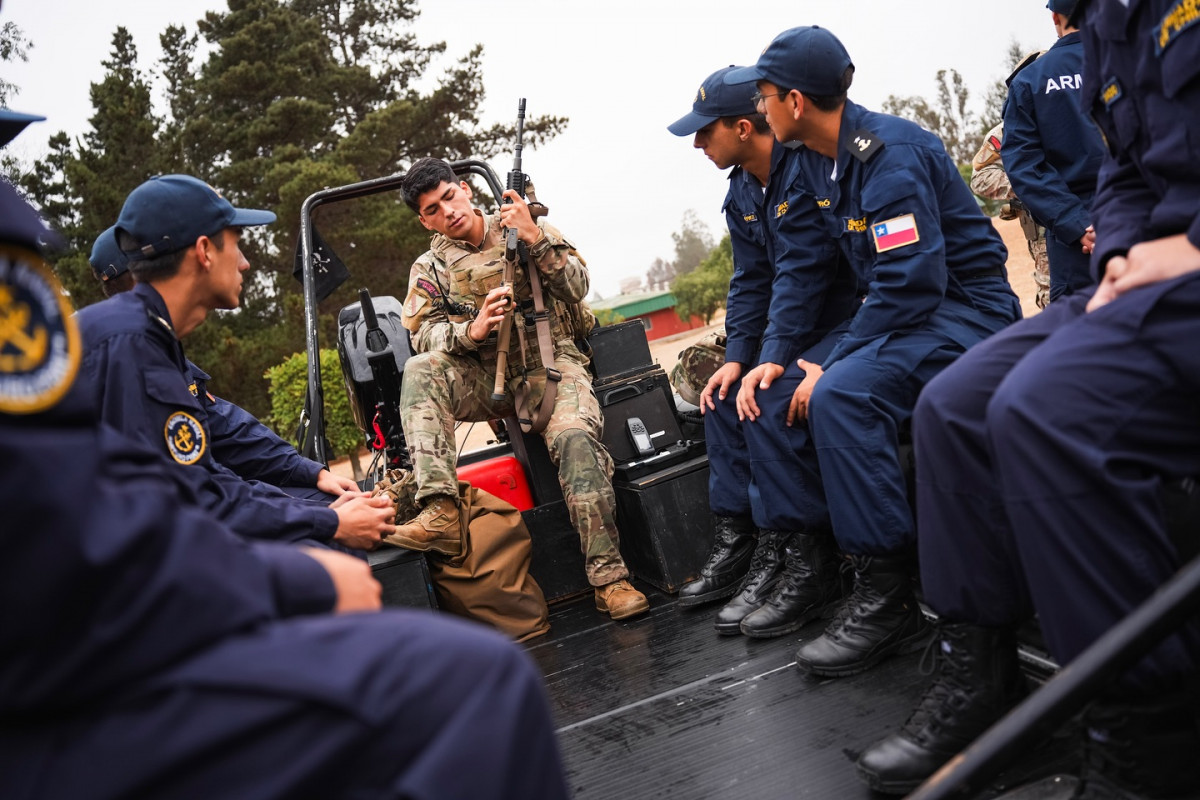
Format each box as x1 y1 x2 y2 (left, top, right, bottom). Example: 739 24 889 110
264 349 366 476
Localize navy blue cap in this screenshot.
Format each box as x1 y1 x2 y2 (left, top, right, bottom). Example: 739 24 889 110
89 226 129 282
724 26 853 96
668 66 759 136
0 108 46 148
1046 0 1078 14
116 174 276 261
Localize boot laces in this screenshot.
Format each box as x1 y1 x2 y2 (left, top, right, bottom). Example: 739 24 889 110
828 557 880 629
901 634 973 741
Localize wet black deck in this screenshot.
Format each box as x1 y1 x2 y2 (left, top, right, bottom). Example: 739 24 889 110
526 585 1075 800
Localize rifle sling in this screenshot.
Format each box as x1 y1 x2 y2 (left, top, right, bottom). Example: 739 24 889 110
513 251 560 435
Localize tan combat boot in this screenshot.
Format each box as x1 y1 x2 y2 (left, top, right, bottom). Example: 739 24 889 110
595 579 650 620
386 495 463 557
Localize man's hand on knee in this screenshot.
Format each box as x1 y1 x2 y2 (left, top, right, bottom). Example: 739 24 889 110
737 362 784 422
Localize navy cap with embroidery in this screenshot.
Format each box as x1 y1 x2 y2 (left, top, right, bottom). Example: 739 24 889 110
116 174 276 261
668 66 759 136
1046 0 1078 14
89 226 129 282
724 26 853 96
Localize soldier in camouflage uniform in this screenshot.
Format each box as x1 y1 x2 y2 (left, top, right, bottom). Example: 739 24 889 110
971 121 1051 309
393 157 648 620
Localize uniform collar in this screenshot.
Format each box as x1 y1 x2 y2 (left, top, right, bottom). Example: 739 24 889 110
132 281 177 337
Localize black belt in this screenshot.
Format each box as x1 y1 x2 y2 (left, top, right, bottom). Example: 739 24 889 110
956 266 1005 281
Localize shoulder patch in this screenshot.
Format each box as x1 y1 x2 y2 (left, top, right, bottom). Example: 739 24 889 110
988 134 1002 151
403 292 428 318
164 411 206 465
1157 0 1200 55
0 245 80 415
872 214 920 253
847 129 884 163
1101 77 1123 108
415 277 440 297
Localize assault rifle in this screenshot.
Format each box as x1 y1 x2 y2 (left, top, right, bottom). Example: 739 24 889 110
491 98 529 403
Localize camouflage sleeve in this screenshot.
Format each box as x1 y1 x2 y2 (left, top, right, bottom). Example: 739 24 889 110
969 127 1014 201
970 163 1014 201
527 219 589 303
400 251 479 354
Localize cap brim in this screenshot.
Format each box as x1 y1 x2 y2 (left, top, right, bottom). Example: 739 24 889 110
229 208 277 227
0 109 46 148
722 65 763 85
668 110 719 137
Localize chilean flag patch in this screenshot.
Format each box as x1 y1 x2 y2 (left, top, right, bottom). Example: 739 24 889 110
872 214 920 253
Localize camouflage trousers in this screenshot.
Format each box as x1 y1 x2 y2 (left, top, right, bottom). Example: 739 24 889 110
400 349 628 587
1029 233 1050 310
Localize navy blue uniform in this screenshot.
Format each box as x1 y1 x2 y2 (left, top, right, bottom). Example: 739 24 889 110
1003 30 1106 300
915 0 1200 694
704 143 782 518
75 283 339 543
0 186 569 799
189 361 329 499
746 100 1021 546
713 142 858 530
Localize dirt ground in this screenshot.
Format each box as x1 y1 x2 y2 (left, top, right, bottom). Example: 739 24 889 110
331 217 1038 477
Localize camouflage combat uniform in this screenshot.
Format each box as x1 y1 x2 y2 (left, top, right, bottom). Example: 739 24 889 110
971 122 1051 309
399 210 628 587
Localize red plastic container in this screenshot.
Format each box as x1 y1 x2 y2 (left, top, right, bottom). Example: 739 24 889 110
456 455 535 511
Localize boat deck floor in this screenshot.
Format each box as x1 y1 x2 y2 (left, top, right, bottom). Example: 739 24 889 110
526 584 1076 800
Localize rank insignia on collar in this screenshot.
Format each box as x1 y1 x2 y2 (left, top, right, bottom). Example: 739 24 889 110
848 129 884 163
0 246 80 415
165 411 207 465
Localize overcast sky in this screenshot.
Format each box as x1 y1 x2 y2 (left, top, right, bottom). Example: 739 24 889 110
4 0 1055 298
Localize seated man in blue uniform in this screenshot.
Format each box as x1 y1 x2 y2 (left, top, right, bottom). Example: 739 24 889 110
1002 0 1106 301
670 66 859 637
75 176 395 549
89 226 359 502
855 0 1200 794
0 112 569 800
668 68 855 632
724 28 1022 664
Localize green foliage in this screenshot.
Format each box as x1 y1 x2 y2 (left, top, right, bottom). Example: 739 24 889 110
264 347 364 461
0 20 31 107
15 0 567 422
594 308 625 327
670 209 715 277
672 234 733 325
883 68 985 166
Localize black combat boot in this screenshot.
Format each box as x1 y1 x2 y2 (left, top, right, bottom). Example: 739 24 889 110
738 529 843 639
678 516 757 608
855 623 1027 794
1071 692 1200 798
794 554 931 676
713 529 790 635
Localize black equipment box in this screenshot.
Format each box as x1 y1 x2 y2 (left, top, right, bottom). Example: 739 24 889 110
589 320 654 384
368 546 438 609
595 369 684 464
523 499 591 602
614 454 714 594
336 295 414 438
